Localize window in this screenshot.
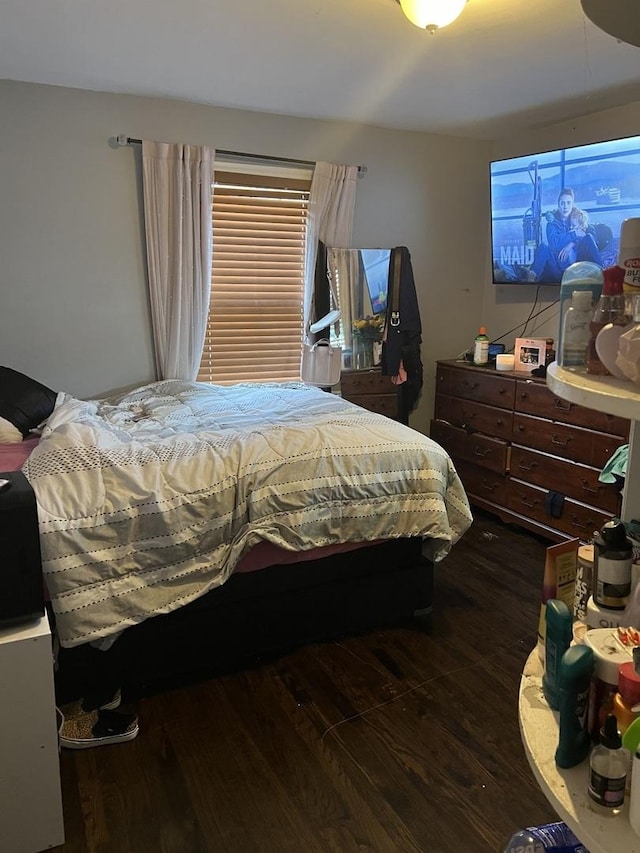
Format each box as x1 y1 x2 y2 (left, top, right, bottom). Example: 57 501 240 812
197 170 311 385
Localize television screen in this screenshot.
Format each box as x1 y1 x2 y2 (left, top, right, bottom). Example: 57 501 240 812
490 135 640 285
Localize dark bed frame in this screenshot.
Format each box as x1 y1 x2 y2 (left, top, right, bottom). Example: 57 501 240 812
53 537 433 703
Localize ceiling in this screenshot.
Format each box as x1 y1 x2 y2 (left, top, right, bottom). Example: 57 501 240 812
2 0 640 139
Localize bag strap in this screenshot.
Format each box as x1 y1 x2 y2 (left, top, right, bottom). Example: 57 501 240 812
390 248 401 328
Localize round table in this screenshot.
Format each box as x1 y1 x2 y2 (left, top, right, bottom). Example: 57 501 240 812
519 649 640 853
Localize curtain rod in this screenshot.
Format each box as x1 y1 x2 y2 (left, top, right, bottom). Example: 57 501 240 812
117 136 367 175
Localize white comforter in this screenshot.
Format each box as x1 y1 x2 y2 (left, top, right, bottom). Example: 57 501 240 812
24 380 472 647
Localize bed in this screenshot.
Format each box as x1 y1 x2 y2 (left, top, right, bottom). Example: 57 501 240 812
2 370 472 700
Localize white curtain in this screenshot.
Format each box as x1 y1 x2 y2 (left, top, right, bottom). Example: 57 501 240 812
142 140 214 380
303 161 358 333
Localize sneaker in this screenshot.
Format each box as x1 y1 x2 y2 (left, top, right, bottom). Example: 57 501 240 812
58 687 122 722
59 708 139 750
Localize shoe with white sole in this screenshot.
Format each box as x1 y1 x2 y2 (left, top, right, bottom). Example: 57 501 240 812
58 707 139 749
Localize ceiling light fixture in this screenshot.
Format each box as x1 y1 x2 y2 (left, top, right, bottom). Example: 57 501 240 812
397 0 468 33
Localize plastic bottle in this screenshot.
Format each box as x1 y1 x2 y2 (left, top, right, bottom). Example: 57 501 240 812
593 519 633 610
619 217 640 296
555 644 594 768
586 264 627 374
561 290 594 368
502 821 587 853
473 327 489 365
557 261 603 366
588 713 628 814
542 599 573 711
613 661 640 735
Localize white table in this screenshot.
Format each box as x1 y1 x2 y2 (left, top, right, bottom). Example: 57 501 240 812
519 649 640 853
0 615 65 852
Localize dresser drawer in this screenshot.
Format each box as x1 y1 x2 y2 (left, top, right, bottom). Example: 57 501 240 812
506 479 612 540
430 419 509 474
451 398 513 441
515 380 629 436
346 393 397 418
340 369 394 395
510 445 622 514
512 413 626 469
455 459 508 506
451 368 515 410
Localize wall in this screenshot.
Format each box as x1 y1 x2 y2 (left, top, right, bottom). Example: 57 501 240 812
481 99 640 354
0 80 490 432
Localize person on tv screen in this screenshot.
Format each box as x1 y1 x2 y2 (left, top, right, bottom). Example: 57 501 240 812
526 188 601 282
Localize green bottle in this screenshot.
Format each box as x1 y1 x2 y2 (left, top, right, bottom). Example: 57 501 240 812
555 644 594 768
542 599 573 711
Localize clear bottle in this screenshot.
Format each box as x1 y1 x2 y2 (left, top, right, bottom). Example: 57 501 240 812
588 713 628 815
586 265 627 374
561 290 594 369
473 327 489 365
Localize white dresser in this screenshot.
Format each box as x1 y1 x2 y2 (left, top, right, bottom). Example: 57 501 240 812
0 615 64 852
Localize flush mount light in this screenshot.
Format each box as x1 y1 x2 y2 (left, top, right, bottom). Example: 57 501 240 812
397 0 468 33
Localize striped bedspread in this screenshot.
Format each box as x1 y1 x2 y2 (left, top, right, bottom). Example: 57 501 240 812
24 380 472 647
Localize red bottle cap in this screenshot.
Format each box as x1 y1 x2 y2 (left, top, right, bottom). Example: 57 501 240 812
618 661 640 706
602 265 625 295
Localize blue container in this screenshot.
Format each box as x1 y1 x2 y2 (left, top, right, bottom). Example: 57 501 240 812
503 820 589 852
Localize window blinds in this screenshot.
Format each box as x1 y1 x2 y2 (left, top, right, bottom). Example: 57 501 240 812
197 171 311 385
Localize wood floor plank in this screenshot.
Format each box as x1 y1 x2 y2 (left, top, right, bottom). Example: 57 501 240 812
52 510 560 853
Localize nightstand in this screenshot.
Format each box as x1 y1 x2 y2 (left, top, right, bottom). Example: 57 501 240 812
0 615 65 852
340 367 400 420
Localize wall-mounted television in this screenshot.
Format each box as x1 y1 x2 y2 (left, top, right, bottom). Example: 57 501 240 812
490 135 640 285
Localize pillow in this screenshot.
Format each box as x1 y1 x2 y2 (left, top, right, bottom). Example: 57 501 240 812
0 416 23 444
0 367 58 438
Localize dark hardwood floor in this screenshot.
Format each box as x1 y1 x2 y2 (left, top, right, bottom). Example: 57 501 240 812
52 510 558 853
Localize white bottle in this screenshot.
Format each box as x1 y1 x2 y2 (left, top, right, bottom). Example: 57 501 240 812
561 290 593 369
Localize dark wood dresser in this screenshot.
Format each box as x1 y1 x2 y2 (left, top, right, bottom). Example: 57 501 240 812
340 368 400 420
430 359 629 542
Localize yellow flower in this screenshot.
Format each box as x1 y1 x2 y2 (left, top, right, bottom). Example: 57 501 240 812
352 315 384 340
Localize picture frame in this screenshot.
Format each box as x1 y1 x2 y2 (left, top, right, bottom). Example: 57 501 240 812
514 337 547 372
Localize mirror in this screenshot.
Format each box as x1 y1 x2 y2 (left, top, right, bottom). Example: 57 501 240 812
327 248 391 369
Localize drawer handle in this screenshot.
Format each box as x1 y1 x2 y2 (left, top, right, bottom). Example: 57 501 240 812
519 495 540 509
551 434 571 447
495 418 504 426
517 460 537 472
481 481 496 493
554 399 572 412
474 446 490 458
569 514 589 530
462 381 480 390
580 480 600 495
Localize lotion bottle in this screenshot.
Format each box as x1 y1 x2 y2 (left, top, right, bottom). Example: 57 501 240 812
561 290 593 369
